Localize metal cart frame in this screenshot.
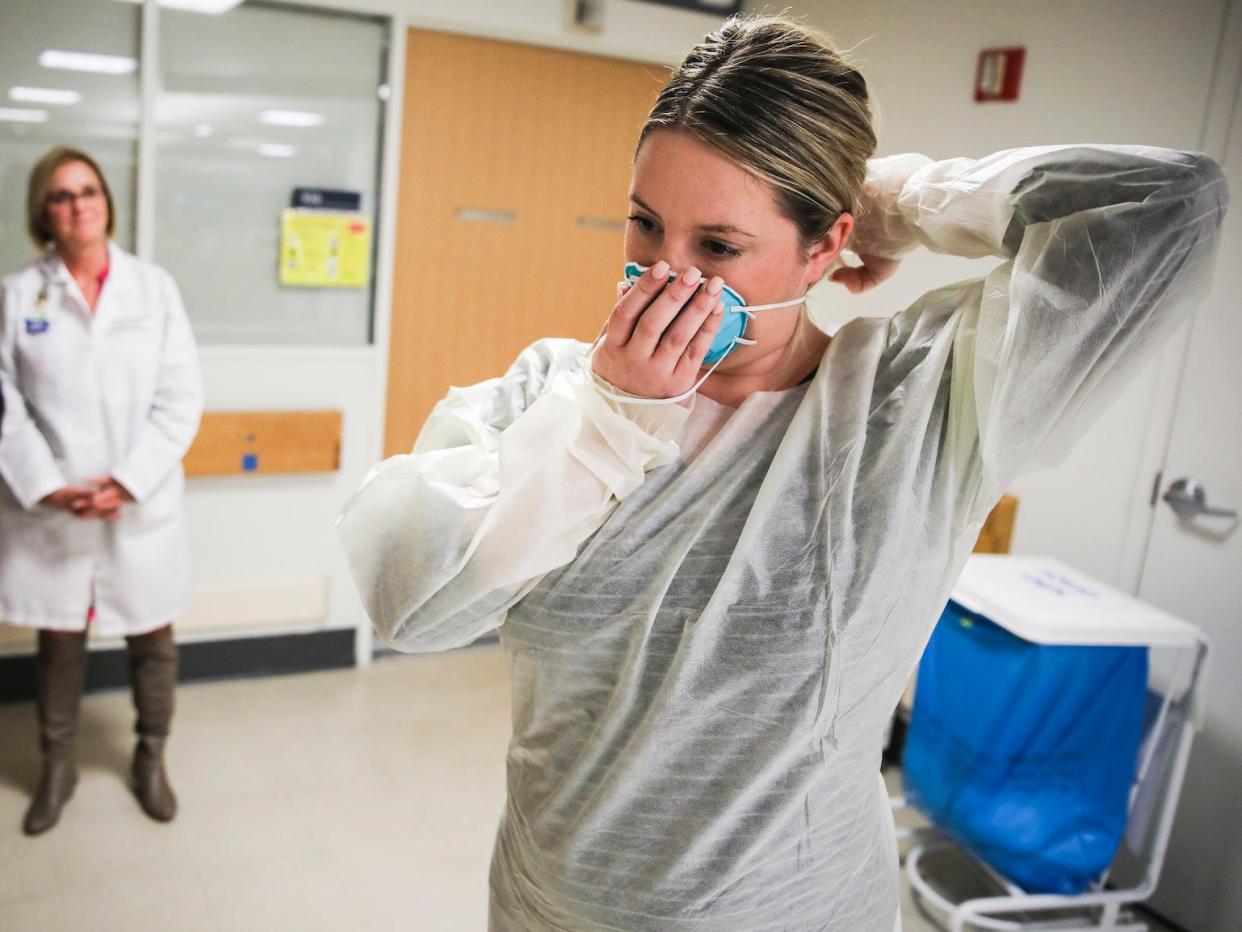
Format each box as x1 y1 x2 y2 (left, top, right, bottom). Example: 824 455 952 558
893 556 1210 932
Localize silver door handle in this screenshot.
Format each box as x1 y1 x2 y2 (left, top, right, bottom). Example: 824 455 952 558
456 207 516 224
1163 478 1238 519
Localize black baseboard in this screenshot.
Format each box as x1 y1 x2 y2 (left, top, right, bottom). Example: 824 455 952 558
370 628 498 658
0 629 356 704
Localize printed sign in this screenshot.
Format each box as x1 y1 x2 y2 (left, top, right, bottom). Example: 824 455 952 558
279 209 372 288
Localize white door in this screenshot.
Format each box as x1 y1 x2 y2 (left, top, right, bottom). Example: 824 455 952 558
1138 6 1242 930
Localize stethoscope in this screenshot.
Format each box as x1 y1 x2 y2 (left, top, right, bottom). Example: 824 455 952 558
37 253 56 301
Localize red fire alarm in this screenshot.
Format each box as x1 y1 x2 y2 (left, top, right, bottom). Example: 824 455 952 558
975 47 1025 102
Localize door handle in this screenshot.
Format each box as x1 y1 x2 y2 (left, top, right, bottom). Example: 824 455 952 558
456 207 516 224
1162 478 1238 519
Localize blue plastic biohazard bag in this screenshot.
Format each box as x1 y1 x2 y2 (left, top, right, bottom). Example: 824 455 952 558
903 601 1148 894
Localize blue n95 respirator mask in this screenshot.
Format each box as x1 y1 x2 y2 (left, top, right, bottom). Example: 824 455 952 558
587 262 807 406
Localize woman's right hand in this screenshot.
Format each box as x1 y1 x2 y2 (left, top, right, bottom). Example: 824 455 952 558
40 486 93 512
39 485 121 520
591 261 725 401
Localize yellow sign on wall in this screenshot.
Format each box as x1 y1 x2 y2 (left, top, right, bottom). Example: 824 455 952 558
279 210 372 288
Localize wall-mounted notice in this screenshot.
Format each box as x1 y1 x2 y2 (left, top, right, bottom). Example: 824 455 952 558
279 209 372 288
291 187 363 211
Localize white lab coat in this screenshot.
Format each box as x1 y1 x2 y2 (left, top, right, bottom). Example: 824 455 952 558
0 243 202 636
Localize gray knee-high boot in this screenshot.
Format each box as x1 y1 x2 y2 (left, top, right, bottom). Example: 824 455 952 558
23 629 89 836
126 626 178 822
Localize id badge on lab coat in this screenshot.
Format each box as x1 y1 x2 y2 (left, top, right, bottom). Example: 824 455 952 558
25 280 51 334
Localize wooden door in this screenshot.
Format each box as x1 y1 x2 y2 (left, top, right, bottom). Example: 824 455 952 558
386 30 668 455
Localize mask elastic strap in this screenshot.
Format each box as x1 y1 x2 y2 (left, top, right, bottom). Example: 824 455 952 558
719 296 805 351
741 296 806 313
585 335 726 407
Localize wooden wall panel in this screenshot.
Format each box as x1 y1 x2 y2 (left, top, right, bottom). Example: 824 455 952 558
974 494 1019 555
184 411 342 477
386 29 667 455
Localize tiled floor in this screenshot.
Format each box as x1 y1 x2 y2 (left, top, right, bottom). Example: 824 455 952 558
0 644 1173 931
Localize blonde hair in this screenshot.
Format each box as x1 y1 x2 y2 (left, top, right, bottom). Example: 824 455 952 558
640 14 876 251
26 146 116 248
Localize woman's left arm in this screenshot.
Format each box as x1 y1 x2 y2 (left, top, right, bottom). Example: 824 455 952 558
854 145 1229 492
110 271 203 501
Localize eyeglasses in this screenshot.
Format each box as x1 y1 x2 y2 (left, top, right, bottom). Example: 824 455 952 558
46 185 102 207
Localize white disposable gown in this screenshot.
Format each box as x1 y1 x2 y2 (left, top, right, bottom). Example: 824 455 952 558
339 145 1227 930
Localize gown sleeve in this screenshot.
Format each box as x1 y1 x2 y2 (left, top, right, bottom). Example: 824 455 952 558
853 145 1229 502
111 269 203 501
337 339 691 653
0 278 68 509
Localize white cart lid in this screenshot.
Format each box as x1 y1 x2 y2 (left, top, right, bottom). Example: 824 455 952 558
951 555 1204 648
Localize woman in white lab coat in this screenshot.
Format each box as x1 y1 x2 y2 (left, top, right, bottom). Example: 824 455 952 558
0 146 202 835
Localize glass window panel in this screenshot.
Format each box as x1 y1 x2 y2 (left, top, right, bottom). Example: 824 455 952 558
0 0 140 274
155 1 387 345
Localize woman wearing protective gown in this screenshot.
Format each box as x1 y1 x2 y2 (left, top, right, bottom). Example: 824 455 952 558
340 15 1228 931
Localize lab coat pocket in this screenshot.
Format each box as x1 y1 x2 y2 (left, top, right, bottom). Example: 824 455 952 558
0 494 87 563
122 471 183 531
105 313 157 335
104 321 161 402
104 315 159 360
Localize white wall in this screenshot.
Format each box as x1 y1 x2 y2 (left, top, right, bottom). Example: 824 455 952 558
767 0 1227 587
178 0 1227 654
171 0 727 656
293 0 727 65
180 348 382 643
